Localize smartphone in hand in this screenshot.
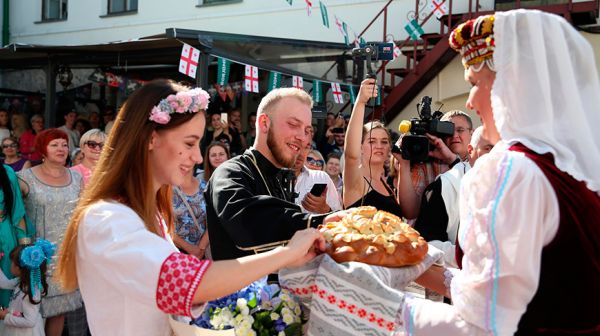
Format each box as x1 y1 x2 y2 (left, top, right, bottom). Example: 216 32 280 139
309 183 327 196
221 112 228 124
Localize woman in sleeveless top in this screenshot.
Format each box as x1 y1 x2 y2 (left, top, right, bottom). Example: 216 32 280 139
343 79 402 218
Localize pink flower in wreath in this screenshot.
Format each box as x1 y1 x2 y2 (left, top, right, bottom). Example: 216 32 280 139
177 95 193 113
149 107 171 124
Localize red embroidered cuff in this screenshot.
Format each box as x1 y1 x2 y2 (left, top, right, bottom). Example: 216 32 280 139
156 252 212 317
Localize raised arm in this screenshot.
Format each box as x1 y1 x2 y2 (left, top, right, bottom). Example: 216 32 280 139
343 78 378 207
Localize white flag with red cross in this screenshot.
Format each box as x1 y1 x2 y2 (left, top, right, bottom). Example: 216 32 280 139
179 44 200 78
305 0 313 16
331 82 343 104
388 38 402 60
244 65 259 93
292 76 304 89
429 0 448 19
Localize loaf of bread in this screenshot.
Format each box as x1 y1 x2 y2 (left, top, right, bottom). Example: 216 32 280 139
318 206 428 267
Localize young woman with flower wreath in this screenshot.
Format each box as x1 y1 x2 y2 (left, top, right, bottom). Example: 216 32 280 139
55 79 325 336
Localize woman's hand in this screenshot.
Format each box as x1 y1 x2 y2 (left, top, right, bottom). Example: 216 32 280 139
357 78 378 105
283 228 326 268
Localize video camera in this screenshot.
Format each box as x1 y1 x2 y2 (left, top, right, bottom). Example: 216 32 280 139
396 96 455 162
352 42 394 79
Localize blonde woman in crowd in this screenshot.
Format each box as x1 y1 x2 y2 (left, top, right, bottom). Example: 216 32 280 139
70 129 107 187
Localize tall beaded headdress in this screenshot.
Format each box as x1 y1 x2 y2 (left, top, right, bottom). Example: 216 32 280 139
449 15 496 72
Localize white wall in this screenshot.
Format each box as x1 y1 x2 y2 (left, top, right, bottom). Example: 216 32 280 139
9 0 498 46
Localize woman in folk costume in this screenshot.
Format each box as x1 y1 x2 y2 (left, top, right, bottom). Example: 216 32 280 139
55 79 325 336
389 10 600 335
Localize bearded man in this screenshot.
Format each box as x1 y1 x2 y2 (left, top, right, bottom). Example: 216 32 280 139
206 88 329 260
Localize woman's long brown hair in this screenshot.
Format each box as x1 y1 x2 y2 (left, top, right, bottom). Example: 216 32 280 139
56 79 203 291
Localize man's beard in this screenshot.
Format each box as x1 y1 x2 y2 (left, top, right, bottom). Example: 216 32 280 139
267 127 297 168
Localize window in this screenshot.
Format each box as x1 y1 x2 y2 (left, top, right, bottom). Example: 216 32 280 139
108 0 138 14
42 0 68 21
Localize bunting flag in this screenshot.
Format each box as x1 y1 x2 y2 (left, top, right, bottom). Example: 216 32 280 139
292 76 304 89
105 72 122 88
374 85 382 106
244 65 259 93
388 38 401 60
348 85 357 104
353 31 361 48
404 19 425 41
335 16 344 36
319 1 329 28
305 0 312 16
342 22 350 45
429 0 448 19
312 80 323 103
268 72 282 91
179 43 200 78
217 57 231 86
285 0 293 5
126 79 141 94
331 83 343 104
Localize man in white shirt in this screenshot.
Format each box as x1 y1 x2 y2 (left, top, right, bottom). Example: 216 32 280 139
293 144 342 214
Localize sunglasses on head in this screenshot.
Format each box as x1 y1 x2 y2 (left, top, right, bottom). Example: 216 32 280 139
1 143 17 149
85 141 104 150
306 157 324 167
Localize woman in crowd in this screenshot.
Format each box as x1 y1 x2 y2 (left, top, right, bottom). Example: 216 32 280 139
74 119 92 139
18 129 85 336
387 10 600 335
344 82 402 217
0 109 11 142
10 114 28 141
305 149 325 171
1 137 31 172
55 80 324 336
19 114 44 163
201 142 230 182
70 129 107 187
201 112 232 154
173 166 210 259
0 163 27 309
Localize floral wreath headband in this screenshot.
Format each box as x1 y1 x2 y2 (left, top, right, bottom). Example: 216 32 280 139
449 14 496 72
20 239 56 297
149 88 210 124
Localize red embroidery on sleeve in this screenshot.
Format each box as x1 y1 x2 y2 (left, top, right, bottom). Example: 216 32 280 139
156 252 211 316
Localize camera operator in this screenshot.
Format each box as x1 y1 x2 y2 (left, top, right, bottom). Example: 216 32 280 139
395 111 473 220
413 126 492 267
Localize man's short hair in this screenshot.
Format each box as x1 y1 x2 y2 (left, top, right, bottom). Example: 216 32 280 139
257 88 313 117
441 110 473 129
470 126 484 147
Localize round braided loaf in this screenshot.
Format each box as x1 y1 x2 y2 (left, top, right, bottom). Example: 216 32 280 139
319 206 428 267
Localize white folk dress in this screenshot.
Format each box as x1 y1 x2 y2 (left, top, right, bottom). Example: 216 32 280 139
76 200 212 336
396 144 560 335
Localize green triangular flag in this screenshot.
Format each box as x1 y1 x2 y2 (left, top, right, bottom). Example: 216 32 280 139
217 57 231 86
375 85 382 106
312 80 323 103
285 0 293 5
359 37 366 46
404 19 424 41
267 72 282 91
342 22 349 46
349 85 357 104
319 1 329 28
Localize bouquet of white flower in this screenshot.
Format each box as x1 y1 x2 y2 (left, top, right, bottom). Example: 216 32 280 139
192 278 304 336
